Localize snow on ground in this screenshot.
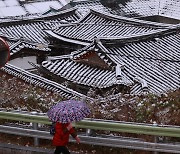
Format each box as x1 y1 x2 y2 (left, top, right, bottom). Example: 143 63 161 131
1 70 179 126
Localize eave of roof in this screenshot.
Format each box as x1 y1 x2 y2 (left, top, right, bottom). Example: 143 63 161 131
70 25 180 94
87 9 172 27
0 7 79 24
46 8 171 45
65 0 180 21
1 63 85 99
0 7 80 44
42 58 133 88
44 30 90 46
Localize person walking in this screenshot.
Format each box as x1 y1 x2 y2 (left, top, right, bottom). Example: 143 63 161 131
47 99 90 153
53 122 80 154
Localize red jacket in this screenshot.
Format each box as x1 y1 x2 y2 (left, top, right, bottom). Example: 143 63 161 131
52 122 76 146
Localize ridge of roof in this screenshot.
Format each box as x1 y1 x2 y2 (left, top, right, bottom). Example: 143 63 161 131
97 24 180 44
1 63 86 99
62 7 172 28
67 0 180 21
0 7 78 24
88 8 173 27
44 30 91 46
47 7 172 35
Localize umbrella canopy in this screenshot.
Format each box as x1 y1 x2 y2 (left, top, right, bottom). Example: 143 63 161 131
47 99 91 123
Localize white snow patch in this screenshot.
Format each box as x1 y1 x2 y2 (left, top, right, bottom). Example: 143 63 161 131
0 6 26 16
0 1 6 7
24 1 63 14
4 0 19 6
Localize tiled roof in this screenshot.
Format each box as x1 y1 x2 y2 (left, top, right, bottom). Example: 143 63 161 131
0 7 80 45
0 0 67 18
63 0 180 21
65 0 113 17
45 9 170 45
41 25 180 94
118 0 159 17
1 63 86 99
1 63 132 101
42 58 133 88
119 0 180 20
9 41 51 56
41 53 150 94
72 26 180 94
0 34 50 56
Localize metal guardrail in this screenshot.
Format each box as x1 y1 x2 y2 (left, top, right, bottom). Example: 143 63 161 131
0 110 180 153
0 110 180 137
0 125 180 153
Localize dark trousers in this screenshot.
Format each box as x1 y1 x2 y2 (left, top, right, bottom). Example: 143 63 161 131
54 146 70 154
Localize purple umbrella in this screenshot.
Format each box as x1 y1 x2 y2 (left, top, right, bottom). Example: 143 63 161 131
47 99 91 123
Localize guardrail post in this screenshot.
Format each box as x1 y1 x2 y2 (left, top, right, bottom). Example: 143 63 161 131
33 122 39 146
31 112 39 146
86 129 92 136
86 128 96 136
153 121 158 154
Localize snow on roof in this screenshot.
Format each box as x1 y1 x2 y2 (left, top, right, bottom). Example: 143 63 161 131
69 25 180 94
0 1 6 7
66 0 180 21
4 0 19 6
120 0 159 17
45 9 170 45
24 1 64 14
60 0 68 6
63 0 113 17
0 7 80 44
23 4 41 14
118 0 180 20
92 27 180 94
0 6 26 17
41 58 133 89
1 63 85 99
0 0 67 18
